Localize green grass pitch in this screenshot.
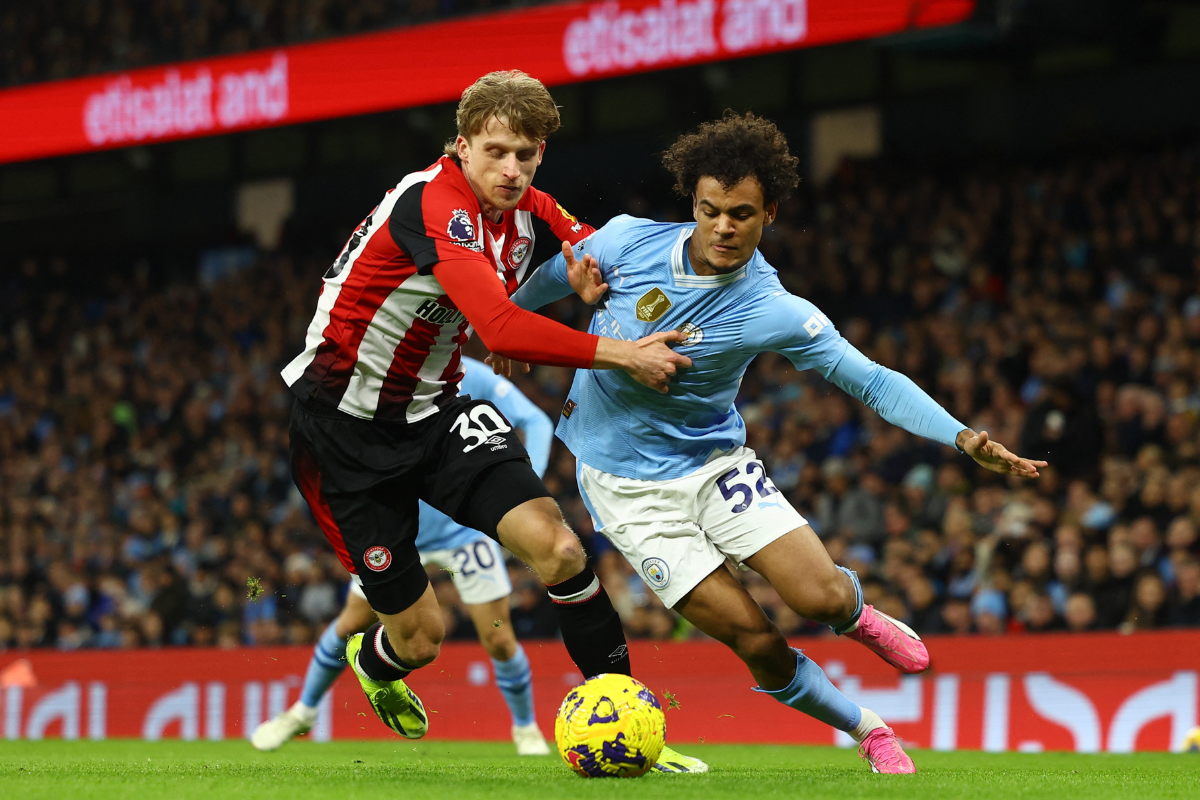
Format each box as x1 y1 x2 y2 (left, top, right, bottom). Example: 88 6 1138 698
2 740 1197 800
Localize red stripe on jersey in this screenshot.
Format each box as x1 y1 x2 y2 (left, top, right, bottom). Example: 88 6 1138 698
304 257 418 403
438 316 471 386
375 314 446 414
291 439 357 576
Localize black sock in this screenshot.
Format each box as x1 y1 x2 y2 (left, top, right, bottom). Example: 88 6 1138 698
546 567 631 678
356 622 416 681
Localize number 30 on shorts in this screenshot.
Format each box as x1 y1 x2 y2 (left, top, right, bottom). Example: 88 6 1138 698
717 462 779 513
451 404 512 452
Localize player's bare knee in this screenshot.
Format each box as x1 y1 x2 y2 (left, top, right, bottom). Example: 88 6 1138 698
480 628 517 660
539 528 585 584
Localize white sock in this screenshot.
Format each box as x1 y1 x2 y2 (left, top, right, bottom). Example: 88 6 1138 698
849 706 886 743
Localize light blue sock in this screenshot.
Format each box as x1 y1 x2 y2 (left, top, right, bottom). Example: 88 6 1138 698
753 648 862 732
492 644 535 727
300 620 348 709
830 565 864 635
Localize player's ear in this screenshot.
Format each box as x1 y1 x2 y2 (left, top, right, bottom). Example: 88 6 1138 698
763 201 778 226
456 134 470 162
537 140 546 165
691 193 699 219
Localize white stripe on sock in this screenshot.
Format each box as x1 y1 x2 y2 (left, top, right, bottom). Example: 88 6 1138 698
374 626 404 671
548 575 601 604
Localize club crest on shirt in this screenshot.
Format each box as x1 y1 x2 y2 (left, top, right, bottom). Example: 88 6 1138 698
642 557 670 589
636 287 672 322
508 236 531 269
676 321 704 346
448 208 482 251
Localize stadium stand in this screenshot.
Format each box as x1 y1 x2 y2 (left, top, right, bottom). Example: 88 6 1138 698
0 0 558 87
2 136 1199 651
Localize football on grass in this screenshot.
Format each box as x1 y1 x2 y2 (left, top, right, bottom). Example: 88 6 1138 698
554 673 666 777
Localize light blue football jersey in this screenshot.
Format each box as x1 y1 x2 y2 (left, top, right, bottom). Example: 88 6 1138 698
512 215 964 481
415 356 554 552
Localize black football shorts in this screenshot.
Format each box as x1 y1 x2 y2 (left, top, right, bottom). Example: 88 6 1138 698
288 394 547 614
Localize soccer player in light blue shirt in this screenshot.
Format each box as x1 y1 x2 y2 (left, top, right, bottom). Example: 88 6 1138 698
251 357 556 755
511 114 1046 772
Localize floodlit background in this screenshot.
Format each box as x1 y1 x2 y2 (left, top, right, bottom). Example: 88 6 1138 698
0 2 1197 750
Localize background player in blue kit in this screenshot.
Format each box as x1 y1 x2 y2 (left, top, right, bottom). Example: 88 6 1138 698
252 357 553 755
510 113 1048 773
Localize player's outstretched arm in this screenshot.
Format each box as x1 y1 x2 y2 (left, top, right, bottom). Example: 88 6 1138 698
436 259 689 391
955 429 1046 478
770 295 1047 478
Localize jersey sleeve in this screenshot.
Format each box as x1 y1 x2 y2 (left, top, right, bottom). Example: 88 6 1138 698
433 258 599 368
511 215 636 311
759 293 964 449
388 178 492 275
759 293 849 378
520 186 595 245
461 368 554 478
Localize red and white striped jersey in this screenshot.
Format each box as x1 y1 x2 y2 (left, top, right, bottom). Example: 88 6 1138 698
282 156 592 423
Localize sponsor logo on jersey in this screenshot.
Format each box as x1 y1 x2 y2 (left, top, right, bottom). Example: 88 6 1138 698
448 208 482 251
676 321 704 346
507 236 531 269
364 546 392 572
562 399 577 419
635 287 672 322
415 298 466 326
642 557 670 589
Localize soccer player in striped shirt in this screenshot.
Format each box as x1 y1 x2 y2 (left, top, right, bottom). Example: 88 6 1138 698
254 358 553 755
281 71 702 770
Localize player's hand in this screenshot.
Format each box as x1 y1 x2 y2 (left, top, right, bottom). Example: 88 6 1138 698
622 330 693 394
484 353 529 377
958 429 1047 478
562 240 607 305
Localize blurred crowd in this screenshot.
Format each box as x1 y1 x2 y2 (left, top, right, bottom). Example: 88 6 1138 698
2 139 1200 652
1 0 555 87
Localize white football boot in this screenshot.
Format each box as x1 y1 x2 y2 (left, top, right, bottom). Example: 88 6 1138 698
250 701 316 751
512 722 551 755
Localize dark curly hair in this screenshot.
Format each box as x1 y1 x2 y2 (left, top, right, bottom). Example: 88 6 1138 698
662 112 800 206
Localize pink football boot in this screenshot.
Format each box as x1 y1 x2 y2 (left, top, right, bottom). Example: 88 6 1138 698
859 727 916 774
843 604 930 674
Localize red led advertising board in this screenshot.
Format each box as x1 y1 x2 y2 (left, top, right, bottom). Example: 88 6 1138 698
1 630 1196 751
0 0 974 165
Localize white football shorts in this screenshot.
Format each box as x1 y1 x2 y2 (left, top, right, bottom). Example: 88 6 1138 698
349 535 512 606
578 446 807 608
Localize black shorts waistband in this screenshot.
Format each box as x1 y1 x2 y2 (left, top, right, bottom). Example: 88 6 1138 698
291 390 472 424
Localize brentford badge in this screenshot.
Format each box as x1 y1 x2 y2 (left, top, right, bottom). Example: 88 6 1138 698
508 236 531 269
364 546 392 572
